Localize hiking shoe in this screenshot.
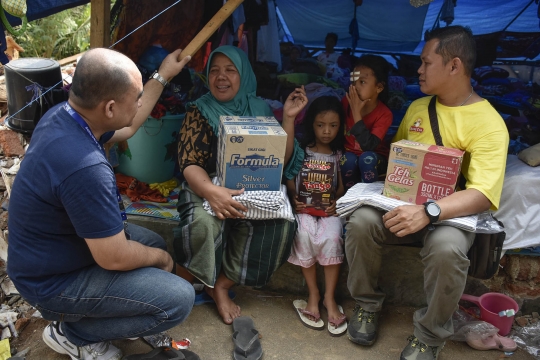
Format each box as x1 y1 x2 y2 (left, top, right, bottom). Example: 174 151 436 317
42 321 122 360
346 304 380 345
400 335 444 360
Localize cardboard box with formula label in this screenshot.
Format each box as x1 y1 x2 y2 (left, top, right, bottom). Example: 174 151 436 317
383 140 465 204
217 115 287 191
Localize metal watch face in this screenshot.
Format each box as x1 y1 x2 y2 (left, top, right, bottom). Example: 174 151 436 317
426 203 440 216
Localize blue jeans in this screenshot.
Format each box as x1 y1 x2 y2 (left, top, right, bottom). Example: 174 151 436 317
340 151 388 190
32 223 194 346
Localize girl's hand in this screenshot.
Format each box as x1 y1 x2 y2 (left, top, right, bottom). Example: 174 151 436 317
293 196 306 212
346 84 370 123
283 86 307 120
205 185 248 220
325 200 337 216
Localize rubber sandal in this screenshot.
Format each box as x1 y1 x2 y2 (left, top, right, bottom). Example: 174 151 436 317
327 305 347 337
466 333 517 352
193 290 236 306
122 346 200 360
232 316 263 360
293 299 324 331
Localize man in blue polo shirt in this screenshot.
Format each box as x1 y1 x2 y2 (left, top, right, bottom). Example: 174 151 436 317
7 48 192 360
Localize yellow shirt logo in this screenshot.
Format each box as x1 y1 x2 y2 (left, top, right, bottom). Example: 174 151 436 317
409 118 424 133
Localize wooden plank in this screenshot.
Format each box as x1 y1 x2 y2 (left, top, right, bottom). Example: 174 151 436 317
90 0 111 48
179 0 244 60
58 52 87 66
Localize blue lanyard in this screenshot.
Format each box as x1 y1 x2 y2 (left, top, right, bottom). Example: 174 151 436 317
63 103 128 222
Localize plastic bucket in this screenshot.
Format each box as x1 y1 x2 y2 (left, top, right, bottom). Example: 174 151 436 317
461 293 519 336
117 114 184 184
4 58 62 134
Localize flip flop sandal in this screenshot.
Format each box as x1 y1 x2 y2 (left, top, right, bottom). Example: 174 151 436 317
293 299 324 331
122 346 200 360
232 316 263 360
466 333 517 352
327 305 347 337
193 290 236 306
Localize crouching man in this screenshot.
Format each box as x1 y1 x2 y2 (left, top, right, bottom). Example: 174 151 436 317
7 48 193 360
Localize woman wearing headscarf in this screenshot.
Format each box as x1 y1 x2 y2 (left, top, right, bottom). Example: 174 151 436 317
174 46 306 324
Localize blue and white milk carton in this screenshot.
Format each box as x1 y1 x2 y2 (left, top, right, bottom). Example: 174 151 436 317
217 115 287 191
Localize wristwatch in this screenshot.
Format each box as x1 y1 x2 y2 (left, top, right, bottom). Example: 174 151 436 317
423 201 441 230
150 71 169 87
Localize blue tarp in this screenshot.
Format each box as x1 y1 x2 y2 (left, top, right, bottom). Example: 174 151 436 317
277 0 539 54
4 0 88 23
4 0 540 57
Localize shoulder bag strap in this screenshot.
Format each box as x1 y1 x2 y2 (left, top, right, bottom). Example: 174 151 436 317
428 95 467 189
428 96 444 146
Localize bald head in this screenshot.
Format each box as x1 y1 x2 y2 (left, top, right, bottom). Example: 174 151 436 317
69 48 139 109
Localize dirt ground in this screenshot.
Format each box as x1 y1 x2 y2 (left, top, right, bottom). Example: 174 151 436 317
8 287 538 360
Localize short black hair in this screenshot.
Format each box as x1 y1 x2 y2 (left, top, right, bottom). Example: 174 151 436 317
70 49 134 109
302 96 345 154
424 25 476 76
326 32 338 44
353 54 391 104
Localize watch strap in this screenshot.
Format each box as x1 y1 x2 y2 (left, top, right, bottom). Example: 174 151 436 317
423 201 440 224
151 71 169 87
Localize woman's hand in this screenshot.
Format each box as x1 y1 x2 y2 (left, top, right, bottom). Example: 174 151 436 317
283 86 307 121
206 185 248 220
346 84 370 123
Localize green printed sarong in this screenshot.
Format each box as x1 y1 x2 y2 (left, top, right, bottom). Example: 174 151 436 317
173 183 296 287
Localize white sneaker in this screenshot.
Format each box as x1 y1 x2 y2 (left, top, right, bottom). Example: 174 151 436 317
42 321 122 360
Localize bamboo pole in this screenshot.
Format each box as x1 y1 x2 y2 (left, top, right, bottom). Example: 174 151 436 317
178 0 244 60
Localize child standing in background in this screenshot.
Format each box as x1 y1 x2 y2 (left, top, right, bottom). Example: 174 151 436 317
287 96 347 336
340 55 393 189
317 32 341 69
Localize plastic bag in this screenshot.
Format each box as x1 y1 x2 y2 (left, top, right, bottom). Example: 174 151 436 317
475 211 505 234
451 309 500 342
143 332 172 348
510 321 540 357
143 332 191 350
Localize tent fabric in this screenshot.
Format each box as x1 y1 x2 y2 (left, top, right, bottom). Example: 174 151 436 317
5 0 88 23
277 0 430 52
277 0 539 54
6 0 540 57
111 0 207 71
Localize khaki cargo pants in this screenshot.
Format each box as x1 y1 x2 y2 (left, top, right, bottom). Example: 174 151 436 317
345 206 475 346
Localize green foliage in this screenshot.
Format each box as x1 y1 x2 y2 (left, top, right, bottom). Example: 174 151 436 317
14 4 91 60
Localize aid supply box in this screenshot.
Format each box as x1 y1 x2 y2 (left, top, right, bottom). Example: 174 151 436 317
217 115 287 191
297 159 336 217
383 140 465 204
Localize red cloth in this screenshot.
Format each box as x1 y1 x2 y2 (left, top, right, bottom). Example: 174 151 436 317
342 96 393 158
115 173 167 203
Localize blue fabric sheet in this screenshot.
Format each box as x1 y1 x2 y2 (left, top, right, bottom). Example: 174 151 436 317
277 0 539 54
4 0 88 24
6 0 540 56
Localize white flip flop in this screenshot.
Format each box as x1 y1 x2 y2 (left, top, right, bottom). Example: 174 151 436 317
327 305 347 337
293 299 324 331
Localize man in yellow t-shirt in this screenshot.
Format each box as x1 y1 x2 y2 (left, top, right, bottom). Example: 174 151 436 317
345 26 509 360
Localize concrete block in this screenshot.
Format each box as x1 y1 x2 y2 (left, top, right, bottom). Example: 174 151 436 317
127 215 176 260
264 244 428 307
125 214 540 311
